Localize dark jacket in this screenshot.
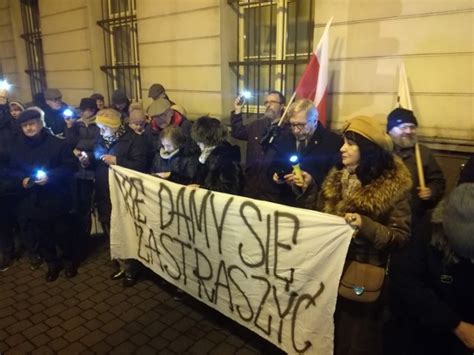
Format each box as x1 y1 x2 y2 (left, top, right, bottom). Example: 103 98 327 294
65 118 100 180
395 144 445 224
458 155 474 184
388 212 474 355
8 128 77 221
271 123 342 206
192 141 243 195
231 111 293 203
43 103 69 136
0 106 18 197
94 127 149 220
151 143 199 185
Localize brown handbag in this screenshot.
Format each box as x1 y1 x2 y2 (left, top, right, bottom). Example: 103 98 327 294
338 260 387 303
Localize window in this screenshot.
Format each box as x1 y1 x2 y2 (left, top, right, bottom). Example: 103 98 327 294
20 0 47 96
97 0 141 102
229 0 314 114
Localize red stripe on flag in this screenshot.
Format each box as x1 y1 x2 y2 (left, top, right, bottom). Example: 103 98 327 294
316 89 328 126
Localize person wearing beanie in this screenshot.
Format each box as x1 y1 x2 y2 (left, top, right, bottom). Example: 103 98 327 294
270 98 342 206
388 183 474 354
387 107 445 226
80 108 148 287
298 114 413 355
90 93 105 110
7 107 78 281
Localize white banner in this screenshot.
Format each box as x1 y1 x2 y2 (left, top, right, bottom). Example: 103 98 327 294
109 166 352 354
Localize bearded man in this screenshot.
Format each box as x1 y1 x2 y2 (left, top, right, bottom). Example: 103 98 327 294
387 107 445 225
230 91 291 202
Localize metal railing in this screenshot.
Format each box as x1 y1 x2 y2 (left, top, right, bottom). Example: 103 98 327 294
20 0 47 97
228 0 314 115
97 0 141 103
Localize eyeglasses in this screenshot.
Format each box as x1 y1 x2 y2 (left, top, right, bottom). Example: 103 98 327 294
264 100 281 106
290 122 307 130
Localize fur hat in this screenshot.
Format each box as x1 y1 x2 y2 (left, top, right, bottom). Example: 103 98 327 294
342 116 393 152
443 183 474 259
44 88 62 100
147 98 171 117
9 101 25 111
148 83 165 100
387 108 418 132
17 108 43 125
95 108 121 128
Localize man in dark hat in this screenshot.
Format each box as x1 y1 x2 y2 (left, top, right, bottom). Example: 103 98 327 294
387 107 445 225
111 89 130 121
9 109 77 281
43 88 73 136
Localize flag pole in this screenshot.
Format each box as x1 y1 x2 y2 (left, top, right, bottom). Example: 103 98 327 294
267 91 296 144
415 142 426 188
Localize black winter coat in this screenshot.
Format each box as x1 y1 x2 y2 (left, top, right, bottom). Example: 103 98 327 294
192 142 243 195
231 111 293 203
94 127 149 203
150 144 199 185
8 129 77 221
65 119 100 180
43 103 69 136
0 106 18 197
387 216 474 355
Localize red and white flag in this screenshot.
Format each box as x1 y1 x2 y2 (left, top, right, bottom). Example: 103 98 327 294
295 18 332 125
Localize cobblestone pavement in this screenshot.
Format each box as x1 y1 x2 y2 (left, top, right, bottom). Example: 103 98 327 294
0 236 284 354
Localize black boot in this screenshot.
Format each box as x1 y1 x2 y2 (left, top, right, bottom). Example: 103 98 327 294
64 262 77 278
122 272 138 287
46 264 62 282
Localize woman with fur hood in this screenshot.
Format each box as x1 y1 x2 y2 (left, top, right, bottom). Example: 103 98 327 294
298 115 413 355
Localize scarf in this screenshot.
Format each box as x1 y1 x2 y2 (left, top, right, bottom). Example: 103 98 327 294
102 125 126 149
199 146 216 164
159 147 180 160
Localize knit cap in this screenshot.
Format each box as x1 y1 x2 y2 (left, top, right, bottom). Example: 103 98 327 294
96 108 121 128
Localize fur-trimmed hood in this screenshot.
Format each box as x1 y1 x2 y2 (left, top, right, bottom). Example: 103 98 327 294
320 156 412 219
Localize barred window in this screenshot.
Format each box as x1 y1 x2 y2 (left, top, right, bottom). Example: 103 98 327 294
20 0 47 96
98 0 141 102
229 0 314 114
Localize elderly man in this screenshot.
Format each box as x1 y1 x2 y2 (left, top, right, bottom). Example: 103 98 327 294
230 90 293 202
387 107 445 224
9 109 77 281
271 99 342 205
144 98 192 152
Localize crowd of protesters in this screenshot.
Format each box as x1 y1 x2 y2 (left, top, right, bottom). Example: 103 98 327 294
0 81 472 355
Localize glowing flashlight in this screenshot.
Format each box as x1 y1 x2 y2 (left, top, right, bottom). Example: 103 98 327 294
63 108 73 118
36 169 47 180
0 80 11 91
241 91 252 99
289 155 302 181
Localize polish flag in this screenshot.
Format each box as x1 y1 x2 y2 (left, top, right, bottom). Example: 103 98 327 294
295 18 333 126
397 62 413 110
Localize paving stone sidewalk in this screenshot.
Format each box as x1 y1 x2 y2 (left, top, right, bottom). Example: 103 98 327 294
0 237 284 354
